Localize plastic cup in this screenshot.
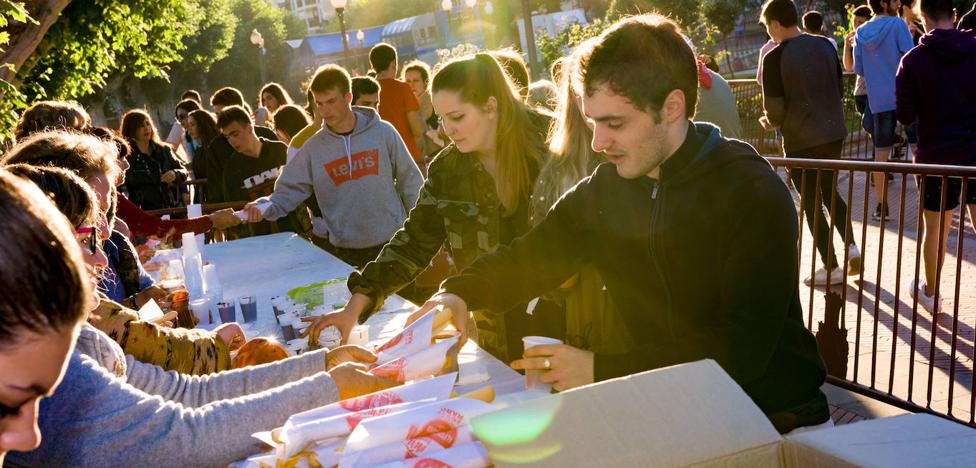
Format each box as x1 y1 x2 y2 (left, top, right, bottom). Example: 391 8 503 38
522 336 563 393
217 301 236 323
239 295 258 323
189 297 213 325
281 323 297 341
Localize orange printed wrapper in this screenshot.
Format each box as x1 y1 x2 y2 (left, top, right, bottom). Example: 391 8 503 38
370 442 490 468
370 336 459 384
344 398 494 454
338 426 474 468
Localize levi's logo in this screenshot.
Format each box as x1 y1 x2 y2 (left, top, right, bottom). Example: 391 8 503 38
325 149 379 186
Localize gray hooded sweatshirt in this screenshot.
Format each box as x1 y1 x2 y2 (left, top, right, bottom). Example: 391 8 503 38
258 107 423 249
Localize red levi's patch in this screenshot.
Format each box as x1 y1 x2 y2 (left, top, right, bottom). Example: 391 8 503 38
325 149 380 186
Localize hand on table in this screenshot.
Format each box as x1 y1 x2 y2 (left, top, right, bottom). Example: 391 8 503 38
511 343 595 392
302 293 371 346
160 170 177 184
241 202 266 223
209 208 242 230
325 345 377 371
407 292 470 348
214 322 246 351
135 285 169 308
331 362 399 400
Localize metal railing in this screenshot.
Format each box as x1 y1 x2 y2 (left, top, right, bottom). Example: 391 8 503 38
765 156 976 427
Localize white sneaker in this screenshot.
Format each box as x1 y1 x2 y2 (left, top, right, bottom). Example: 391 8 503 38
910 279 939 314
846 244 862 276
804 267 846 286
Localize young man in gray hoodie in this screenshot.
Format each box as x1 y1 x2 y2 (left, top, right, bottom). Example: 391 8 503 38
244 65 423 268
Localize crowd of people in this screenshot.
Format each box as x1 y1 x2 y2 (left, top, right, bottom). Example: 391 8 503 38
0 0 974 465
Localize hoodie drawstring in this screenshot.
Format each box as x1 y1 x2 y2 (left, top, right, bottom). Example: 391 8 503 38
342 135 353 180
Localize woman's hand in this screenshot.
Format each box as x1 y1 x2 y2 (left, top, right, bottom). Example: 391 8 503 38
325 345 378 371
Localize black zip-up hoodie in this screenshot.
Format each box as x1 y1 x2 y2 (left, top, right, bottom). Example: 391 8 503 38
443 122 828 432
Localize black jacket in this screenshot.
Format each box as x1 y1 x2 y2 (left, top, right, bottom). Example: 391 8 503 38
123 141 188 210
443 123 828 431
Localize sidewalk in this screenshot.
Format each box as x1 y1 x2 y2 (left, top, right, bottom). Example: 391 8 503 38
786 168 976 426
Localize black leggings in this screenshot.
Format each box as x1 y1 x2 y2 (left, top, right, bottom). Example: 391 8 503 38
788 140 854 270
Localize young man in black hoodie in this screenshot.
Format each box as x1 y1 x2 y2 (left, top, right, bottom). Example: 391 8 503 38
896 0 976 313
410 14 829 433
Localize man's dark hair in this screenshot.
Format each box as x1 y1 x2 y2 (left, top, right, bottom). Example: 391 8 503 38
575 14 699 119
211 87 250 113
309 65 351 95
369 43 398 73
853 5 873 18
272 105 311 140
216 105 253 129
490 49 530 100
762 0 800 27
351 76 381 103
920 0 953 21
868 0 889 15
181 90 202 103
802 10 824 32
174 99 201 117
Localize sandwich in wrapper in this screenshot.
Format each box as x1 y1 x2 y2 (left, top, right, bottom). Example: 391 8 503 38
370 442 491 468
344 398 495 454
338 425 476 467
373 307 453 364
370 335 460 384
267 373 459 457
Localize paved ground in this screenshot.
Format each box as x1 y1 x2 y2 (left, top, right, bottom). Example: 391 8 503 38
780 167 976 426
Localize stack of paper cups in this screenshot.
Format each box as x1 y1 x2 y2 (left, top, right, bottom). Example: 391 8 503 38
183 254 205 299
186 204 204 247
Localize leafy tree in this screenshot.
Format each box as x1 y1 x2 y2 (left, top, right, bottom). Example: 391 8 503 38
701 0 739 77
206 0 306 104
537 19 608 74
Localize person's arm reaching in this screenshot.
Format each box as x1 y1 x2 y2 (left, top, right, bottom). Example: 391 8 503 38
244 145 315 222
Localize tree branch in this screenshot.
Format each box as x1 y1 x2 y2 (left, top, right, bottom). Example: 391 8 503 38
0 0 72 82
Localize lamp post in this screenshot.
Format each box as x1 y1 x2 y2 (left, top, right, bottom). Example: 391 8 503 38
330 0 351 70
441 0 453 48
250 29 267 85
356 29 365 73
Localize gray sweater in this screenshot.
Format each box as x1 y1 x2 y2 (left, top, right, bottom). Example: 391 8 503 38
258 107 423 249
6 326 339 467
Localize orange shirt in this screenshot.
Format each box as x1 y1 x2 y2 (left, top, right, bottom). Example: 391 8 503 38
377 78 421 161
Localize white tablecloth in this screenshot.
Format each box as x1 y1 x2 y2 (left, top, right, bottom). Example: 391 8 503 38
201 233 524 396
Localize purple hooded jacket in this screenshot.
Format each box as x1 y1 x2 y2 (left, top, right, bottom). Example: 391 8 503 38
896 29 976 165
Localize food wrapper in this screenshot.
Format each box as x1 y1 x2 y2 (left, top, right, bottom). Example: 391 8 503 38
281 400 435 457
286 372 457 429
370 442 491 468
137 299 165 321
345 398 494 454
373 307 453 364
338 426 475 468
370 336 459 383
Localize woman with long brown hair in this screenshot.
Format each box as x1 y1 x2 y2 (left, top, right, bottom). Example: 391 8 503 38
119 110 188 210
306 53 554 361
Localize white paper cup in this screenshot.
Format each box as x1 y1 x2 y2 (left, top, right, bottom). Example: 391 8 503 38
522 336 563 393
189 297 213 325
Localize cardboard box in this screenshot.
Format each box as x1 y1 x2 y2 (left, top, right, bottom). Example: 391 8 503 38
470 360 784 467
471 360 976 467
784 413 976 467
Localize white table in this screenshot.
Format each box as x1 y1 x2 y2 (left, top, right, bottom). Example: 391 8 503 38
201 233 524 396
